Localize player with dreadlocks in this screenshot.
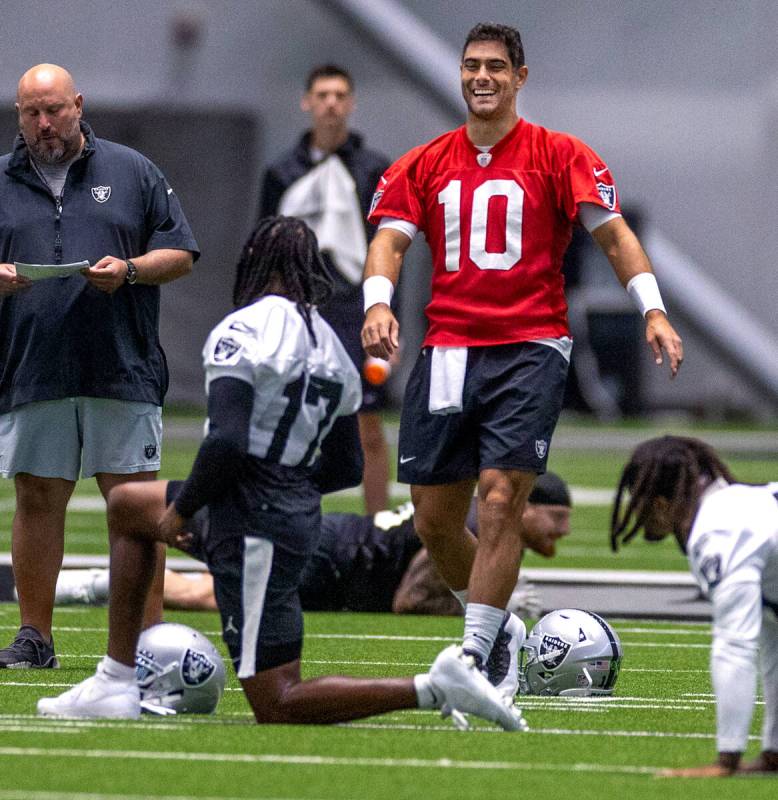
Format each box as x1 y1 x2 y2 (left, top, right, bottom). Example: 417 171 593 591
612 435 778 777
37 216 526 731
232 215 332 339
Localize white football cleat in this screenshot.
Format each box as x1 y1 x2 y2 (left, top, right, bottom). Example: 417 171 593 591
485 612 526 700
429 644 529 732
37 659 140 719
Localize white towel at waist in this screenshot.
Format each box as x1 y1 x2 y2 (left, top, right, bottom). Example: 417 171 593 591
429 346 468 414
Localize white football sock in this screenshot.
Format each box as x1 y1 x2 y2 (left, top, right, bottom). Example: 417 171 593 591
100 655 136 682
451 588 468 610
462 603 506 665
414 673 441 709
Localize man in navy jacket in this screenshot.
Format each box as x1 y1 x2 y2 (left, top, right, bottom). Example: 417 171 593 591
0 63 199 669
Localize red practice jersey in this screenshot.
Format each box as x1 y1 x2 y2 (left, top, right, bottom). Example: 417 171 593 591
368 118 621 347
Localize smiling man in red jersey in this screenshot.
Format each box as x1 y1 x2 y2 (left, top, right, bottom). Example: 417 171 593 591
361 22 683 710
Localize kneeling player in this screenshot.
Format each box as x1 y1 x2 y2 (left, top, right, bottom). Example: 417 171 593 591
36 216 524 731
612 435 778 776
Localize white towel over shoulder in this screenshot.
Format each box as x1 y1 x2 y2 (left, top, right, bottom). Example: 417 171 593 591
278 155 366 285
429 346 468 414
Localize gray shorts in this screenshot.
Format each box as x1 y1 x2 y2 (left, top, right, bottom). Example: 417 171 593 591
0 397 162 481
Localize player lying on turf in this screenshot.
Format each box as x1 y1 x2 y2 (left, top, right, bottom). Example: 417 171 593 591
612 435 778 777
52 471 571 620
37 216 526 731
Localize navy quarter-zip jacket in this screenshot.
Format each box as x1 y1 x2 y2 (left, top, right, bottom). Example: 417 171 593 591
0 122 199 413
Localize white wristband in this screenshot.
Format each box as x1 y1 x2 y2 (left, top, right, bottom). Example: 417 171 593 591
363 275 394 313
626 272 666 317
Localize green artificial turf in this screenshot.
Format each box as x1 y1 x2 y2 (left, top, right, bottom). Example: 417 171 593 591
0 607 774 799
3 415 774 569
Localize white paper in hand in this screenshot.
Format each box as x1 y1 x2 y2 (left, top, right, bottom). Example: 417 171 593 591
14 261 90 281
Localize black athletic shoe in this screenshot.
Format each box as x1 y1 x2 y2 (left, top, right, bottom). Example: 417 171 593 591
0 625 59 669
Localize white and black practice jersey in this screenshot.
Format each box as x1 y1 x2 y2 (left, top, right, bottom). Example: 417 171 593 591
202 295 362 467
686 478 778 754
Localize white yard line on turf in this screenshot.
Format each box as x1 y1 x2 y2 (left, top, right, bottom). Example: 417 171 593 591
0 627 715 650
0 726 82 735
616 628 711 636
0 720 191 732
343 722 760 742
0 715 734 737
623 668 708 673
0 746 662 775
0 793 314 800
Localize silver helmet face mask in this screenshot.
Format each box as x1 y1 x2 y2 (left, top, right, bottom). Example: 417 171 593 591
135 622 226 714
518 608 623 697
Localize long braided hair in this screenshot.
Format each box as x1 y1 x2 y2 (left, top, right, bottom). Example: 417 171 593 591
610 435 734 552
232 216 333 343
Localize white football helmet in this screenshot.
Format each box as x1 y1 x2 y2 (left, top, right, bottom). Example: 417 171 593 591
518 608 623 697
135 623 226 714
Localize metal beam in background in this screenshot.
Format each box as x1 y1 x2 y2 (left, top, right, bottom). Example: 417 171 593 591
321 0 463 121
645 226 778 410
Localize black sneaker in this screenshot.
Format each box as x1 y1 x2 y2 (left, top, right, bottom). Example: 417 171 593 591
0 625 59 669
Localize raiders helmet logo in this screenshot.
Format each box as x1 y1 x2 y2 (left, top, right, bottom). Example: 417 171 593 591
539 634 571 669
596 182 616 210
91 185 111 203
535 439 548 459
144 444 157 459
213 336 241 363
182 648 216 686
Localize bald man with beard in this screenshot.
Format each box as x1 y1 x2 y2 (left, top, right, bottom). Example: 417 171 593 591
0 64 199 669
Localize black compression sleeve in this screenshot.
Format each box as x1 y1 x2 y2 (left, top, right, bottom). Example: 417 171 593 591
173 377 253 518
312 413 364 494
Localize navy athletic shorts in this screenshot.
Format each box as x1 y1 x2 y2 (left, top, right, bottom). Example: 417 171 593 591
397 341 569 485
166 477 320 675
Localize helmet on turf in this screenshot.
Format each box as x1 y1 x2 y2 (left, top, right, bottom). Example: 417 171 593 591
518 608 623 696
135 623 226 714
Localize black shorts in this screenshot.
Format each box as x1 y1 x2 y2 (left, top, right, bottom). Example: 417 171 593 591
167 477 321 675
397 342 569 485
320 291 388 414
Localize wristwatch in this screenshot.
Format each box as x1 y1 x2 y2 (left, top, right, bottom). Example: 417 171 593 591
125 259 138 285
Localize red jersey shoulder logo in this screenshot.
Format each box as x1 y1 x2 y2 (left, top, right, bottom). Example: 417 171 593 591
596 182 616 210
369 176 387 215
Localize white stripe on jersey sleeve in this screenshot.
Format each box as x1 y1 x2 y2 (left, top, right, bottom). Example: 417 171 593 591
377 216 418 241
578 202 621 232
